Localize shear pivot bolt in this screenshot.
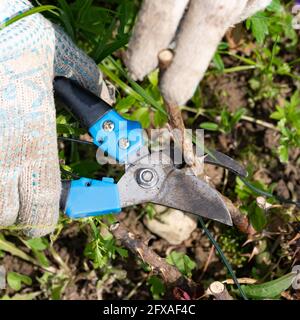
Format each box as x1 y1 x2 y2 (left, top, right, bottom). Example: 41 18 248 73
103 120 115 132
142 170 153 182
136 168 158 189
119 138 130 150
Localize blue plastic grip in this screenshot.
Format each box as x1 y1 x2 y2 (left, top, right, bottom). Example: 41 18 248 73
65 177 121 219
89 110 144 163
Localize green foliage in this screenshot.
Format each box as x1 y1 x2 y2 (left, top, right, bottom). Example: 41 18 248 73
141 204 156 220
239 272 296 299
101 57 168 128
200 122 219 131
270 91 300 162
235 177 270 202
248 203 267 232
246 42 297 103
7 272 32 292
0 235 35 264
52 0 137 61
218 229 248 268
166 252 196 277
84 219 128 269
147 276 165 300
38 271 69 300
247 11 269 44
235 177 274 232
26 238 50 268
246 0 297 45
200 108 246 134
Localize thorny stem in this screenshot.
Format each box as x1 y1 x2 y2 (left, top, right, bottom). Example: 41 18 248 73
164 100 196 167
110 222 198 297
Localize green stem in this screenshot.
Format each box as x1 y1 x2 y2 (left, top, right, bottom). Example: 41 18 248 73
222 65 256 74
221 51 257 66
180 106 204 114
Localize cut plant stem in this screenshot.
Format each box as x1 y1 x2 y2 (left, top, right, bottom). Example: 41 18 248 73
158 49 174 70
208 281 233 300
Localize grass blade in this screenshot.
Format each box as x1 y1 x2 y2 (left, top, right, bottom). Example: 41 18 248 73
105 56 167 115
0 6 59 29
0 237 35 264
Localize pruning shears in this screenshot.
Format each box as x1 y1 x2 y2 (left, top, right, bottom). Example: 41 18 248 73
55 77 247 225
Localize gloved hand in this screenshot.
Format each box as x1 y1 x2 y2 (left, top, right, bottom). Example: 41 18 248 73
0 0 113 238
125 0 271 106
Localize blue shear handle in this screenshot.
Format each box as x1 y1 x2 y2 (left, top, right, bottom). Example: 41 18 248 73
54 77 144 163
89 110 144 163
64 178 121 219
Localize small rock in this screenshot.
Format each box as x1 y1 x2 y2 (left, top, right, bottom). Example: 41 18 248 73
0 265 6 290
144 205 197 245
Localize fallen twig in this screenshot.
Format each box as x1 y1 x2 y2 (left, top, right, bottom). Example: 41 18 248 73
110 221 199 297
223 278 257 285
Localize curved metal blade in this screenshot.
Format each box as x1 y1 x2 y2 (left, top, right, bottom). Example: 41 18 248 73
118 151 232 226
204 150 248 178
154 168 232 226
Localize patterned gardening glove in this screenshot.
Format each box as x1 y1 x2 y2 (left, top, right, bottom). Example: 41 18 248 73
0 0 113 238
125 0 271 106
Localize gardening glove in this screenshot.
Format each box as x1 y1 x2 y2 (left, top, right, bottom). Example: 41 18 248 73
125 0 271 106
0 0 113 238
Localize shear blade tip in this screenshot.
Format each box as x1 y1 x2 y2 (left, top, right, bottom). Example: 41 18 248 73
213 208 233 226
223 217 233 226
